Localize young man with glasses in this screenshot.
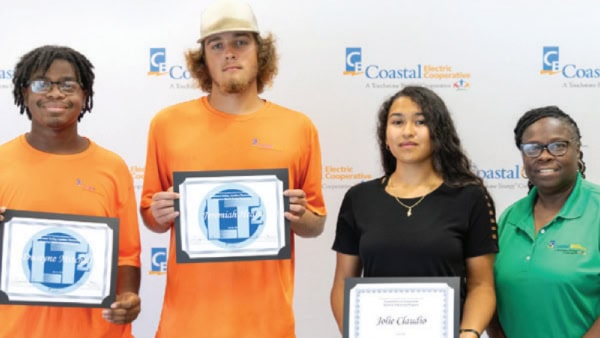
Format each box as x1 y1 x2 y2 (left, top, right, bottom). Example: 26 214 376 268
139 0 326 337
0 45 141 337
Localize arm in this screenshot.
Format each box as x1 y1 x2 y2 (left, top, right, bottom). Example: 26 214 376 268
140 187 179 233
330 252 362 333
284 189 326 237
583 318 600 337
139 117 177 233
102 265 141 324
460 253 496 338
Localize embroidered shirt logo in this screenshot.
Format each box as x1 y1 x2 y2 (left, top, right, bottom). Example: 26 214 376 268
251 138 277 150
548 240 587 255
76 178 96 192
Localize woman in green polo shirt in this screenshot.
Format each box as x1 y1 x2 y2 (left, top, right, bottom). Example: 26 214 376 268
488 106 600 338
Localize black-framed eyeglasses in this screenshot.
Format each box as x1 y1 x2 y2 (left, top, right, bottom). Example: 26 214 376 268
519 140 571 158
28 79 81 95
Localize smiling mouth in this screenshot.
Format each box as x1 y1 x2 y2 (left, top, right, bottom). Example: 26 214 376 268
537 168 557 173
44 106 68 112
38 100 70 108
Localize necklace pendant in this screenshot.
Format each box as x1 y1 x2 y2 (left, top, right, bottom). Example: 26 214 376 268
393 194 426 217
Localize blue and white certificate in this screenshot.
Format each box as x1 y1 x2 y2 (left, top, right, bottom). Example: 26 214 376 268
344 277 460 338
0 210 118 308
174 168 291 263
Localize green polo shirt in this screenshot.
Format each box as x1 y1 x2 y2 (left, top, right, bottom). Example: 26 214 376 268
494 174 600 338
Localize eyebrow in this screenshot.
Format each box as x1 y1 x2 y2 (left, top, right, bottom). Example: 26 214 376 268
205 36 222 45
522 138 570 144
30 76 78 82
205 32 252 45
388 112 425 118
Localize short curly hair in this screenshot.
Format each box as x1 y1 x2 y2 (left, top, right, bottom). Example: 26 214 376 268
185 33 278 93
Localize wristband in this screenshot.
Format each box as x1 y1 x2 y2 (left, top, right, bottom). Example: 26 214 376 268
459 328 481 338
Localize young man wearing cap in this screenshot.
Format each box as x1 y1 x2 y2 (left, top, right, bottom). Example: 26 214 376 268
139 0 326 337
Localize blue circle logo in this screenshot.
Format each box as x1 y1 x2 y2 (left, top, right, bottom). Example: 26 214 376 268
199 184 266 248
22 228 93 293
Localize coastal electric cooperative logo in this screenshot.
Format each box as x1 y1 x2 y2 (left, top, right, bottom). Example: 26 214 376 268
148 48 194 88
344 47 471 90
548 240 587 255
148 48 167 75
472 164 528 191
323 165 373 190
0 66 13 89
149 247 167 275
541 46 600 87
541 46 560 75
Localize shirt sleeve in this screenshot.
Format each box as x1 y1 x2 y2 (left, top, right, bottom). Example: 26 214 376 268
464 185 499 258
299 119 327 216
332 186 360 255
139 115 167 227
116 160 142 267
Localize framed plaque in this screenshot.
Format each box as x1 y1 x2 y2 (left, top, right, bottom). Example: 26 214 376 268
0 209 119 308
344 277 460 338
174 168 290 263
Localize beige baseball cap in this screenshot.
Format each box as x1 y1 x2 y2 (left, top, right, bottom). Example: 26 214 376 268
197 0 259 42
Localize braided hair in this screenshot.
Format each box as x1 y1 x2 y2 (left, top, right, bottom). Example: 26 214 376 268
514 105 586 190
12 45 95 121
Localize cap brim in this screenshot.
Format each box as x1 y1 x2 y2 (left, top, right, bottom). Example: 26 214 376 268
197 28 259 43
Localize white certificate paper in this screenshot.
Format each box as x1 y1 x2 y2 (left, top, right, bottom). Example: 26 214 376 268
174 169 291 263
0 210 118 307
344 277 460 338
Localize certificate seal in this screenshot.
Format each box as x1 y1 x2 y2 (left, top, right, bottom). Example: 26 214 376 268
22 228 93 294
199 183 266 248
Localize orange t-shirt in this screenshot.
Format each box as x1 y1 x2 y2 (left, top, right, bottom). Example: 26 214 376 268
0 135 141 338
140 97 326 338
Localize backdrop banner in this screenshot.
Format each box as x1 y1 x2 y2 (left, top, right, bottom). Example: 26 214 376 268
1 1 599 337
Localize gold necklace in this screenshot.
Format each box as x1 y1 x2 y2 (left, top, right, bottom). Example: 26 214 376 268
394 195 426 217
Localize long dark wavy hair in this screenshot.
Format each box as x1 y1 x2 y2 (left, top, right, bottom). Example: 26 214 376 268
376 86 484 188
514 105 586 190
185 33 278 94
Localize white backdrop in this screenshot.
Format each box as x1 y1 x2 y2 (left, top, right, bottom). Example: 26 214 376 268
1 1 600 337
